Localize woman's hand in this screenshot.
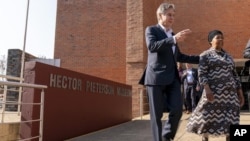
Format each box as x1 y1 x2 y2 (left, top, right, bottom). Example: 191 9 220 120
206 92 214 102
204 84 214 102
237 89 245 108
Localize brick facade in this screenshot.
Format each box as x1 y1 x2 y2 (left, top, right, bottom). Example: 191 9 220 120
55 0 250 117
54 0 126 83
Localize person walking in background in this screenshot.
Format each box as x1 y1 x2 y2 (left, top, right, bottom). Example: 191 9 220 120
186 30 245 141
241 39 250 77
177 62 186 111
138 3 199 141
195 79 203 106
243 38 250 59
177 62 184 80
181 63 199 114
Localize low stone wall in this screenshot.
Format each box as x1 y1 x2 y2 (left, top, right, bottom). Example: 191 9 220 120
20 61 132 141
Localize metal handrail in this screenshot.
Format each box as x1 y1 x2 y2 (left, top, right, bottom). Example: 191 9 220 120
0 80 47 141
0 74 24 114
0 81 47 89
0 74 24 81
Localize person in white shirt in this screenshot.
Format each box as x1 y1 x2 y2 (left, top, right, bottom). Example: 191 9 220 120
181 63 200 114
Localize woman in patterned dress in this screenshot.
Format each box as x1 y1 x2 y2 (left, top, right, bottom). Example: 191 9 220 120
186 30 245 141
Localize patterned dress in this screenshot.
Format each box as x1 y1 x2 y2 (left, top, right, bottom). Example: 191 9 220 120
186 47 241 137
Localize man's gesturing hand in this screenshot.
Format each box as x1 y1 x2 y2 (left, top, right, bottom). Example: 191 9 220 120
174 29 192 42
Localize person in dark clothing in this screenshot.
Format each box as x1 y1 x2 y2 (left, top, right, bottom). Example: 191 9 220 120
243 39 250 59
186 30 245 141
242 39 250 78
181 63 200 114
138 3 199 141
177 62 185 111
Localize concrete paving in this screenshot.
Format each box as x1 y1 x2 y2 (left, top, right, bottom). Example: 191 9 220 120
66 111 250 141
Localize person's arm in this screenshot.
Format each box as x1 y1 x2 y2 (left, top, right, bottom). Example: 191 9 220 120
199 51 214 101
228 54 245 107
176 47 199 64
195 80 201 92
203 84 214 101
237 88 245 108
181 71 187 83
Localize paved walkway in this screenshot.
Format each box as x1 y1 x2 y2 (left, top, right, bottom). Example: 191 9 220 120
66 111 250 141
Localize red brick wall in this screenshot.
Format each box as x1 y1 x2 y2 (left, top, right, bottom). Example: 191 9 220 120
167 0 250 57
55 0 250 118
54 0 126 84
126 0 163 118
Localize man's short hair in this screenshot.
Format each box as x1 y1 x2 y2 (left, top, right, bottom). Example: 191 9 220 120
156 3 175 20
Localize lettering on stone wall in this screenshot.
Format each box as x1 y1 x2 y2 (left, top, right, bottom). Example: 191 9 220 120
49 74 131 96
86 81 115 95
117 87 132 97
50 73 82 91
86 81 131 97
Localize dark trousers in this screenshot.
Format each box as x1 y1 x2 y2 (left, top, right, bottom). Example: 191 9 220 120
146 78 183 141
184 85 197 112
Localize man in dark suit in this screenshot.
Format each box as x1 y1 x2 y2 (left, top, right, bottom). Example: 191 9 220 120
139 3 199 141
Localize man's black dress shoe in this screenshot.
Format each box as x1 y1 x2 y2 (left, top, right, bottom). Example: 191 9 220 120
162 137 172 141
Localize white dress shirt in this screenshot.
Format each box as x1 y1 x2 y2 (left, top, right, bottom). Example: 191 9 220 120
159 24 176 53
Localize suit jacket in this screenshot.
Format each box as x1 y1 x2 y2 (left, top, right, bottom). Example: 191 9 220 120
139 24 199 86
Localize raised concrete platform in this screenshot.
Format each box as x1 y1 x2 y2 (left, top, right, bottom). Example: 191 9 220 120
0 111 20 140
0 111 21 123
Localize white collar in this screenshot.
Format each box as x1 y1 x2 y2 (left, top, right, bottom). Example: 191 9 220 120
159 23 173 33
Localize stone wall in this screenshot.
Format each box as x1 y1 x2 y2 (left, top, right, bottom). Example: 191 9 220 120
5 49 36 111
20 61 132 140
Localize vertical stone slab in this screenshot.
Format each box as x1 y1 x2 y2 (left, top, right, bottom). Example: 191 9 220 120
6 49 36 111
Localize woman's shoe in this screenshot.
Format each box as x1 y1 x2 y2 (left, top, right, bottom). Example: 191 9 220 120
202 136 208 141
